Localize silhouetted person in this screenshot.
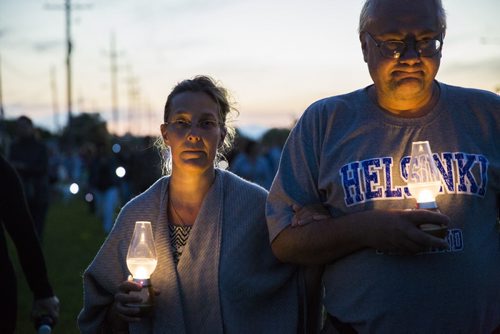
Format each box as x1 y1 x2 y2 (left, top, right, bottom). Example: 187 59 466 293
129 136 162 196
89 142 120 233
8 116 50 239
230 139 274 189
0 153 59 334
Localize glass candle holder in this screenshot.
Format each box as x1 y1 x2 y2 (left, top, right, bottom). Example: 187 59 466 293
126 221 157 315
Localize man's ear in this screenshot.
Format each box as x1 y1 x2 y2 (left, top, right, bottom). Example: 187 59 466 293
160 123 169 145
439 32 445 59
360 33 369 63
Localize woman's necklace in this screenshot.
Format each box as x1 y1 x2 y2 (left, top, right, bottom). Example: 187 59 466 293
170 199 188 226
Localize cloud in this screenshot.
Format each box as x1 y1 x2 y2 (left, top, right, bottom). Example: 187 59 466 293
33 39 63 52
0 27 8 39
443 56 500 73
440 56 500 90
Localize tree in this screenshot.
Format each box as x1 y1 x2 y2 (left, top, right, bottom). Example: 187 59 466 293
60 113 110 150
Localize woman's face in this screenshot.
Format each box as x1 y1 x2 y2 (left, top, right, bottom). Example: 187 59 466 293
160 91 225 175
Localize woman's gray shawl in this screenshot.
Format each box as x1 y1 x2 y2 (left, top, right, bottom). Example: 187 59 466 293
78 169 301 333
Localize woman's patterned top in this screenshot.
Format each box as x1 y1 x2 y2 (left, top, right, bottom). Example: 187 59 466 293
168 224 192 264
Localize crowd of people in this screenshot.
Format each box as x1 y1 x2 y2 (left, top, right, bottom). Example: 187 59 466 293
1 0 499 333
2 118 282 235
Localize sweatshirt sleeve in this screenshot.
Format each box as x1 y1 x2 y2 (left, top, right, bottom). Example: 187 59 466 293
0 154 54 299
77 201 135 333
265 101 326 242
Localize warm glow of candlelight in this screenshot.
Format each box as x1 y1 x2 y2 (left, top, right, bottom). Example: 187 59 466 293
417 189 435 203
407 141 442 207
126 258 158 279
409 181 441 204
127 221 157 280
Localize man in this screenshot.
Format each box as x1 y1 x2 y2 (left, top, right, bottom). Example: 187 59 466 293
8 116 50 239
0 154 59 333
266 0 500 332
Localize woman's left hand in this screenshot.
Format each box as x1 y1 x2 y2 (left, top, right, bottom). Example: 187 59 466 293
291 204 330 227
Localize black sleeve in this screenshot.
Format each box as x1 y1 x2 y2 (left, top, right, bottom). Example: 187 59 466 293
0 154 54 299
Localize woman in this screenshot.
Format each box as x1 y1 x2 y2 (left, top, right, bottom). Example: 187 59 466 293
78 76 307 333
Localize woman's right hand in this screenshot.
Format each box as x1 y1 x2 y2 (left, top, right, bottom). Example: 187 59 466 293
106 279 144 330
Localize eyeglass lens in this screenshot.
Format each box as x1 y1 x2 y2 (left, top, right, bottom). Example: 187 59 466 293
366 32 442 59
381 39 441 58
166 119 219 131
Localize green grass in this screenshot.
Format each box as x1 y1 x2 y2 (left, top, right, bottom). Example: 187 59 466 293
11 198 107 333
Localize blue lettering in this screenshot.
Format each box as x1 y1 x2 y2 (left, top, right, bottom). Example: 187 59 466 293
338 152 488 208
400 156 412 198
477 155 489 197
455 153 479 194
382 157 402 198
340 162 364 206
362 159 382 200
419 229 464 254
446 229 464 252
434 153 454 193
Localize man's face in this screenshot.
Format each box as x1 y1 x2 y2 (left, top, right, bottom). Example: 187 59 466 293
361 0 443 102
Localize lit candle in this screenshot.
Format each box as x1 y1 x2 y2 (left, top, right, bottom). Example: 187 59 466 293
407 141 441 209
126 221 157 315
407 141 448 238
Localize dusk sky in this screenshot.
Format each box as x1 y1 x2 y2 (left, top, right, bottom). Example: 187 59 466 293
1 0 499 137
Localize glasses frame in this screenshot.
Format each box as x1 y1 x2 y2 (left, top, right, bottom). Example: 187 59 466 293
364 31 443 59
163 119 223 132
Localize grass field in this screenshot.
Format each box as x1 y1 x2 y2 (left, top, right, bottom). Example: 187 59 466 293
11 198 107 333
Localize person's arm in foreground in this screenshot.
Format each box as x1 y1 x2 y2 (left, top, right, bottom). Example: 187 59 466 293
278 207 449 265
266 107 449 266
0 155 59 325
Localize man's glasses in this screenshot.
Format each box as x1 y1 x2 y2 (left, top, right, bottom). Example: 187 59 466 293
364 32 443 59
164 119 221 132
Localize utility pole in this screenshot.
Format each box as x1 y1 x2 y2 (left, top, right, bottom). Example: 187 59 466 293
0 54 4 122
65 0 72 124
126 74 140 135
106 32 120 134
45 0 91 128
0 54 6 153
50 66 61 132
146 100 154 136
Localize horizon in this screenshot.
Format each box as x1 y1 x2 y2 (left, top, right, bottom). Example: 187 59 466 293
1 0 499 136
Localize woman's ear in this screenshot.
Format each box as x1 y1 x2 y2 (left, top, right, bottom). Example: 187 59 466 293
219 128 227 148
